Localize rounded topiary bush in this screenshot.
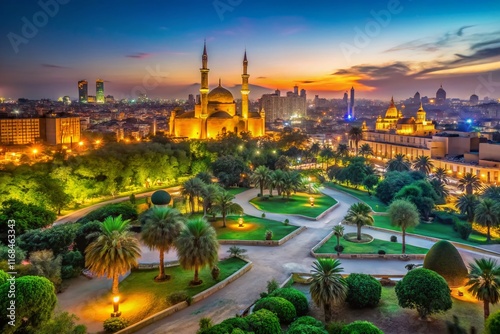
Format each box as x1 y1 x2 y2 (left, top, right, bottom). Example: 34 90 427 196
270 288 309 316
345 273 382 308
0 270 10 285
340 321 384 334
246 309 281 334
202 323 232 334
423 240 468 287
486 310 500 334
288 316 323 330
288 324 328 334
219 317 249 331
103 317 129 333
253 296 296 324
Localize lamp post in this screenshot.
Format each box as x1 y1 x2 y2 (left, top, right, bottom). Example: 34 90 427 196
111 296 121 317
309 196 314 207
238 216 244 228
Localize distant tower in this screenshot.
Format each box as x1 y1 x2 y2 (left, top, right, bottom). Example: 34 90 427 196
96 79 104 103
470 94 479 106
348 86 355 119
78 80 88 103
275 89 281 96
300 89 306 99
414 91 421 104
293 85 299 96
343 91 348 106
151 118 157 136
436 84 446 104
241 50 250 121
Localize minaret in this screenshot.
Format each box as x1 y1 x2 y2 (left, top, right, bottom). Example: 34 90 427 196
241 50 249 121
349 86 355 119
199 41 209 138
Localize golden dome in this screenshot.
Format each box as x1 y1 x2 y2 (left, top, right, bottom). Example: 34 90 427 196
208 81 234 104
385 96 399 118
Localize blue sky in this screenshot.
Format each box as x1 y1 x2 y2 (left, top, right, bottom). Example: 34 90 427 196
1 0 500 100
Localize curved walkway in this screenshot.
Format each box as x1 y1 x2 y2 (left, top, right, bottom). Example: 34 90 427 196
55 187 499 333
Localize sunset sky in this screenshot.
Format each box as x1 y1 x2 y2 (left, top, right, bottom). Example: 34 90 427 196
1 0 500 100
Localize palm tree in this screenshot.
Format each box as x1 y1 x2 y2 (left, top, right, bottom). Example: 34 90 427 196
140 207 185 281
349 126 364 156
474 198 500 242
212 190 243 227
333 224 344 256
466 258 500 320
200 183 222 217
358 144 374 158
176 218 219 285
182 177 205 214
455 194 479 223
336 143 350 158
412 155 434 175
309 258 347 322
319 146 335 170
250 166 272 196
310 142 321 168
282 171 303 198
429 178 449 202
343 202 374 241
271 169 286 197
458 173 482 195
388 199 420 254
432 167 449 184
85 216 141 294
482 185 500 201
386 153 410 172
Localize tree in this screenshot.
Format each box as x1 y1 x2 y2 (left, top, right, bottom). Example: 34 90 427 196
176 218 219 285
319 146 335 170
455 194 479 223
343 202 374 241
458 173 482 195
85 216 141 295
375 171 414 204
336 143 350 158
432 167 449 184
309 258 347 322
349 126 363 156
395 268 452 320
466 258 500 320
250 166 272 196
212 190 243 228
281 171 303 198
359 144 374 158
386 153 410 172
0 276 56 333
20 223 78 256
412 155 434 175
196 171 213 185
182 177 205 214
275 155 290 171
35 177 72 215
474 198 500 242
486 310 500 334
310 142 321 167
200 183 222 217
212 155 247 187
76 202 137 224
362 175 379 196
29 250 63 291
140 207 185 281
429 178 449 203
388 199 420 254
0 199 56 238
483 185 500 202
37 311 87 334
333 224 344 256
345 274 382 308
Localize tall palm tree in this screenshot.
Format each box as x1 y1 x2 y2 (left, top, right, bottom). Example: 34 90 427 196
319 146 335 170
466 258 500 320
176 218 219 285
181 177 205 214
474 198 500 242
200 183 222 217
310 142 321 168
140 207 185 281
412 155 434 175
282 171 303 198
455 194 479 223
432 167 449 184
458 173 482 195
386 153 410 172
250 166 272 196
388 199 420 254
358 143 374 158
343 202 374 241
349 126 364 156
333 224 345 256
482 185 500 201
336 143 350 158
212 190 243 228
271 169 286 197
429 178 449 202
85 215 141 294
309 258 347 322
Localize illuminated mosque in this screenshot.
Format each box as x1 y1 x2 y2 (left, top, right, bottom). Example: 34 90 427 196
169 43 266 139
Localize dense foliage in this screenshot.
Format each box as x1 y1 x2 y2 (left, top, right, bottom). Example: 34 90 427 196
288 324 328 334
20 223 78 256
485 310 500 334
270 288 309 316
340 321 384 334
77 202 137 224
423 240 468 287
245 309 281 334
0 199 56 238
253 296 297 324
103 317 129 333
345 273 382 308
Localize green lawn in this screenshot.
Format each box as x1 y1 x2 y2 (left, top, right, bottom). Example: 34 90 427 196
250 192 338 218
212 215 299 240
226 187 251 196
80 257 247 325
316 236 428 254
325 182 388 212
373 216 493 246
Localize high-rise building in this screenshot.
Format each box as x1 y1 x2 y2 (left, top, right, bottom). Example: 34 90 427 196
347 86 355 119
259 86 307 122
436 85 446 104
414 91 421 104
96 79 104 103
293 85 299 95
40 117 81 145
78 80 88 103
0 118 41 144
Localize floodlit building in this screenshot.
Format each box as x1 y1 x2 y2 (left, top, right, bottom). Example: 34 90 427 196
0 118 41 145
96 79 105 103
78 80 88 103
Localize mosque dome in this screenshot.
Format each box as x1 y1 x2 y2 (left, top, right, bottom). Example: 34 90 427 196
208 81 234 104
385 97 399 118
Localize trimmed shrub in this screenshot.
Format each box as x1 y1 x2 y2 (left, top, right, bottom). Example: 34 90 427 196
270 288 309 316
197 317 213 333
288 324 328 334
486 310 500 334
202 324 232 334
434 211 456 225
261 213 266 218
334 245 344 253
340 321 383 334
455 221 472 240
284 219 290 226
167 291 189 305
378 250 386 255
77 202 137 224
253 296 296 324
0 270 10 285
289 316 324 329
103 317 129 333
211 266 220 281
219 317 249 331
246 309 281 334
423 240 468 287
390 235 398 242
326 321 346 334
345 273 382 308
265 230 273 240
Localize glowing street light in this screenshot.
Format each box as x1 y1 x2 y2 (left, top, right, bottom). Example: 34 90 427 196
309 196 315 207
111 296 121 317
238 216 244 228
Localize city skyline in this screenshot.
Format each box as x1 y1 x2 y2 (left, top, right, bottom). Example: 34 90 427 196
1 0 500 100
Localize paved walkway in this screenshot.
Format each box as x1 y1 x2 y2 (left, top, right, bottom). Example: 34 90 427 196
56 187 500 334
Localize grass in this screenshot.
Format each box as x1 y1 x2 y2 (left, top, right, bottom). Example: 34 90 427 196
294 284 500 334
212 214 299 241
325 182 388 213
226 187 251 196
249 192 338 218
80 257 247 326
373 216 494 246
316 236 428 254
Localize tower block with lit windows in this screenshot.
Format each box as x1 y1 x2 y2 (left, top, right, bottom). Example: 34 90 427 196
169 42 265 139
